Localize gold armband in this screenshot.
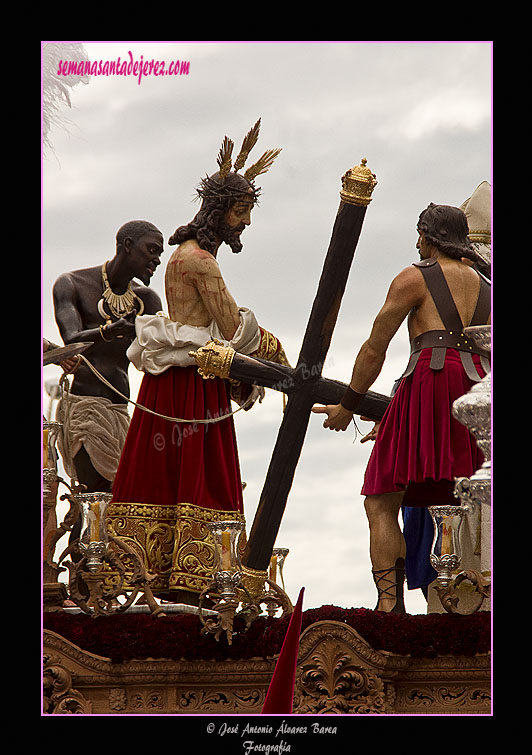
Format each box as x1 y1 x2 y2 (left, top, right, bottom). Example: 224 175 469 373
99 324 112 342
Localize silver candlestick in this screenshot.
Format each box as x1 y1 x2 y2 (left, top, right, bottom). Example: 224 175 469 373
271 548 290 592
452 325 491 507
56 491 165 617
78 493 112 572
43 419 70 609
429 502 471 586
429 324 492 613
198 522 293 644
199 521 257 644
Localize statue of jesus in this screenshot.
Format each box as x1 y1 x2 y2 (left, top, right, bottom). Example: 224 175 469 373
108 120 288 605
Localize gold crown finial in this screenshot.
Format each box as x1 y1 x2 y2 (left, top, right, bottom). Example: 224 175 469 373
340 157 378 206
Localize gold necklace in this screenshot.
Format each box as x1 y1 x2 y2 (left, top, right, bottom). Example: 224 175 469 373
99 262 144 321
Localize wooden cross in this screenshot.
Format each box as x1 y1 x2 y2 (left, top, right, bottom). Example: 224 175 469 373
193 159 390 574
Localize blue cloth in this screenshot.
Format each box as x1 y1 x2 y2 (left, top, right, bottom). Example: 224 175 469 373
402 506 437 590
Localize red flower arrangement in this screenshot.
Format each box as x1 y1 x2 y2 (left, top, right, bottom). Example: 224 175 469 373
43 605 490 663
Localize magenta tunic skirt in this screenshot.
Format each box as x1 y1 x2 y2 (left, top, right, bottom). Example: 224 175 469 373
361 348 486 507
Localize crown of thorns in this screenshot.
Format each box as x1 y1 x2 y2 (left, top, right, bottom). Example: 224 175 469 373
196 118 281 204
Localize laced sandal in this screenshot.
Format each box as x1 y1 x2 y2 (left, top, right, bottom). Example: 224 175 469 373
372 557 406 614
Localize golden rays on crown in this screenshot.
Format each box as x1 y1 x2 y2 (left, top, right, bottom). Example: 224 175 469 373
216 118 282 182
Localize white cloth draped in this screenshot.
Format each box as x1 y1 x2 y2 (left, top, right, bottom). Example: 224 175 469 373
127 307 261 375
56 393 130 483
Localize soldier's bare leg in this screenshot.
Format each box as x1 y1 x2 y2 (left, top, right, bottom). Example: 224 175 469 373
364 491 406 612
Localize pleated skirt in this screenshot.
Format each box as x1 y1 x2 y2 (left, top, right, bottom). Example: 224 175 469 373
361 348 486 507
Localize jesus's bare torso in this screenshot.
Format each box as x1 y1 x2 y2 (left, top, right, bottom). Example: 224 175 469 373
165 240 241 340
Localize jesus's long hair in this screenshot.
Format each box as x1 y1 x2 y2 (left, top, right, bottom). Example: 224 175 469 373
169 171 259 255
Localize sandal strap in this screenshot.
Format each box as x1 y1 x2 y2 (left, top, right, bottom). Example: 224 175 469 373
372 558 405 599
372 567 398 599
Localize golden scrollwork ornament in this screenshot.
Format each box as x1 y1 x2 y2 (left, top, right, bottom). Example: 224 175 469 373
189 339 235 380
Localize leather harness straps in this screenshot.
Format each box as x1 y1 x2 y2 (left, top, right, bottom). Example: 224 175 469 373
401 258 491 383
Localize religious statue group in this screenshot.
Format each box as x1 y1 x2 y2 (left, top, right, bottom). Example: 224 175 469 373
45 119 491 613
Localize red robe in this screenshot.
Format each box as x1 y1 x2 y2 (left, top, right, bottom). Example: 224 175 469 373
107 325 287 599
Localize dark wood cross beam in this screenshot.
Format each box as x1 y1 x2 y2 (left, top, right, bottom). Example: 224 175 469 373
194 159 389 573
224 355 391 574
224 352 390 422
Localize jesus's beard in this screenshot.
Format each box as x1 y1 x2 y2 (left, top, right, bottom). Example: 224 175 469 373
218 222 245 254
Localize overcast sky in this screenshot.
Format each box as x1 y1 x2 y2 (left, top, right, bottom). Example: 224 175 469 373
42 41 492 615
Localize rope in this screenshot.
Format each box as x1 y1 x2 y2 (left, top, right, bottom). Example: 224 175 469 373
74 354 255 423
57 371 77 482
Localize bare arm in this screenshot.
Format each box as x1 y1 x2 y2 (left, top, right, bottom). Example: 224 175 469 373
191 254 241 340
53 275 102 346
137 286 163 315
53 274 137 345
312 266 425 431
348 266 424 392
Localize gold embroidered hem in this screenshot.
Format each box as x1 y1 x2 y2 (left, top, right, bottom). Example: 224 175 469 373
106 502 246 595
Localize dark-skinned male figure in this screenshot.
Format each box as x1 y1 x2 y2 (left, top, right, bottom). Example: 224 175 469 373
53 220 164 496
